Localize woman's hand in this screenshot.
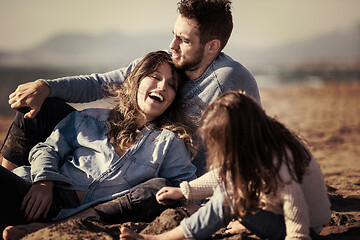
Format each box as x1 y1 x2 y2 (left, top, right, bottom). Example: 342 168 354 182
156 186 185 205
21 180 54 222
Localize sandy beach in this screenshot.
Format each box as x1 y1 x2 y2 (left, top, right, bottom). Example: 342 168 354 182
1 81 359 239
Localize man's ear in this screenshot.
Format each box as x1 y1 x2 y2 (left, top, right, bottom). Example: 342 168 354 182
206 39 221 54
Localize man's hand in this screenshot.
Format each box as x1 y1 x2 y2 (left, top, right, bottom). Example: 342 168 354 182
155 186 184 205
9 80 50 118
21 180 54 222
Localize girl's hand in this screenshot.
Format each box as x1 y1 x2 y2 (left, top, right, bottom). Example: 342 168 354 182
156 186 184 205
21 180 54 222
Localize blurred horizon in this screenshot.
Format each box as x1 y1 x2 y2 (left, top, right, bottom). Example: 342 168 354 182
1 0 360 51
0 0 360 115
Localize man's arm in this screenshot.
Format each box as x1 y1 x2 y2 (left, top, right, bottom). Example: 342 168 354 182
221 64 261 106
8 80 50 119
215 53 262 106
8 58 140 118
45 62 138 102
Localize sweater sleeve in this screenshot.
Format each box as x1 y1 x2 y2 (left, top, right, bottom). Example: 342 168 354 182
278 163 311 240
180 169 221 201
45 58 140 103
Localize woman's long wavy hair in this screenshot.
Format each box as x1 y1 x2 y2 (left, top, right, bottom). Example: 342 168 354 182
198 91 311 217
105 51 195 153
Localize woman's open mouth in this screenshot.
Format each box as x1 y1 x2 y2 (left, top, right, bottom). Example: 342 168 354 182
148 92 164 102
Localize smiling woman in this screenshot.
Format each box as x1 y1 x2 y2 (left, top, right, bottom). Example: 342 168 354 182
0 51 197 235
137 63 177 124
105 50 193 154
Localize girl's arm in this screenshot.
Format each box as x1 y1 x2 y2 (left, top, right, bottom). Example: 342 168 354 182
156 186 184 205
179 168 220 201
155 168 221 204
121 185 231 240
278 163 311 240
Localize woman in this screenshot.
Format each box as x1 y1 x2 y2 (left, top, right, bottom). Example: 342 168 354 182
120 91 331 240
0 51 197 234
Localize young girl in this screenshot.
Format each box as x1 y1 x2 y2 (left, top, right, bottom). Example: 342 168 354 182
120 91 331 240
0 51 197 235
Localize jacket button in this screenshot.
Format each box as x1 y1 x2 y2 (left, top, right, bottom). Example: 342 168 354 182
107 169 112 173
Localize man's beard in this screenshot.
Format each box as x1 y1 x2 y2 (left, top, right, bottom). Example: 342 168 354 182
173 46 204 71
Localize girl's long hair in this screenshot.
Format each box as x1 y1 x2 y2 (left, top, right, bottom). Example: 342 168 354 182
198 91 311 217
105 51 195 153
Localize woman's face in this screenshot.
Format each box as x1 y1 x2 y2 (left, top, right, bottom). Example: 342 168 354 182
137 62 177 123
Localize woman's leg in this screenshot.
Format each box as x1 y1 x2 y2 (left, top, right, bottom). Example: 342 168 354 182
94 178 175 223
3 187 82 240
1 98 75 169
0 166 32 233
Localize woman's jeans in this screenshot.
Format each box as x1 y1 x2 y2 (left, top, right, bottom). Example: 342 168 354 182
93 178 177 223
181 185 319 240
0 166 80 234
0 165 172 235
0 98 75 166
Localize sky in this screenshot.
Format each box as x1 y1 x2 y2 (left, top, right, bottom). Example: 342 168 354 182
0 0 360 52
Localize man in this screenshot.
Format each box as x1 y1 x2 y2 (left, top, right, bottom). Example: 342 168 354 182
1 0 260 232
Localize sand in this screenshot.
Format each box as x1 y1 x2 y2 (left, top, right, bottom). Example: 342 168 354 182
1 81 360 239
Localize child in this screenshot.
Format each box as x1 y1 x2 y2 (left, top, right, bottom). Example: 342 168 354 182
120 91 331 240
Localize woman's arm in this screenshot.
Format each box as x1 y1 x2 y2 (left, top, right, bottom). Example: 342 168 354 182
28 111 83 184
157 136 197 186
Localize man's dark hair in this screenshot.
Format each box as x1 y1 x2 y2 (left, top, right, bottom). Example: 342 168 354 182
178 0 233 51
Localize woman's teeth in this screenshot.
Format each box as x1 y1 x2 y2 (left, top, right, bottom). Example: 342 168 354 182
149 92 164 102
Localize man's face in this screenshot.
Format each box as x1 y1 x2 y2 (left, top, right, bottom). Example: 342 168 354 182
169 15 205 71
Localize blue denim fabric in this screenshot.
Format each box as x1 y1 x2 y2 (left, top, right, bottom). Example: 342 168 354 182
13 108 196 221
181 185 231 239
44 52 261 176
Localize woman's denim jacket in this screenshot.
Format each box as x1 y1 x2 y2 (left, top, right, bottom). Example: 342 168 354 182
14 108 196 220
43 52 261 176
